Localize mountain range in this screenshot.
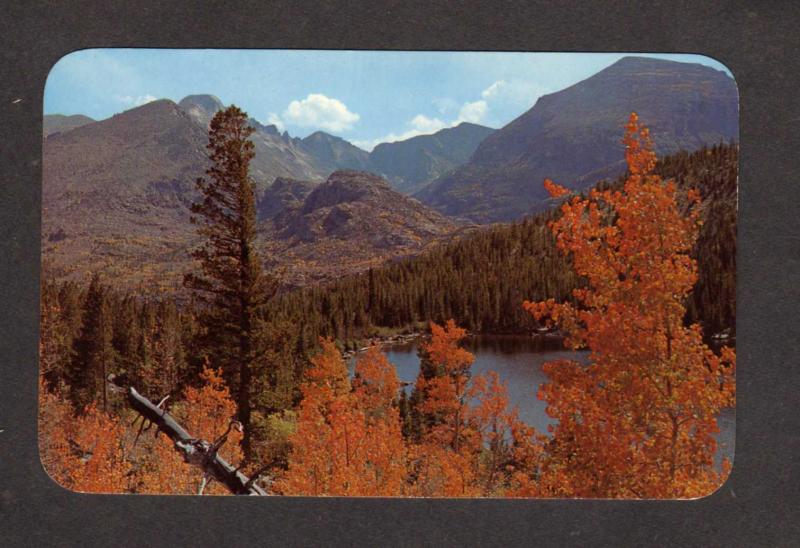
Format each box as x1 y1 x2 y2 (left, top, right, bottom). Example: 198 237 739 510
262 170 461 286
370 123 494 194
42 56 738 288
177 93 494 193
416 57 738 222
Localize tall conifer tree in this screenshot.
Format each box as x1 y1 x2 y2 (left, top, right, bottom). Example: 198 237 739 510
71 274 115 411
184 105 277 459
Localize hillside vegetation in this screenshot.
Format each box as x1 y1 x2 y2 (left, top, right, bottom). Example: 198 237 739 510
270 143 737 345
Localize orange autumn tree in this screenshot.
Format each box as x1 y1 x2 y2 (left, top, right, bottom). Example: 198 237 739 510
39 377 132 493
414 320 475 452
350 347 407 494
466 370 545 496
405 320 478 496
276 340 406 496
137 365 244 494
524 113 736 498
405 320 538 497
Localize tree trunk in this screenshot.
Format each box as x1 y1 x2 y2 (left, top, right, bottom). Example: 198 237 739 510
109 376 267 495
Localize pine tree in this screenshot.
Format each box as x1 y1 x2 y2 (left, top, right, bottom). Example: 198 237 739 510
184 105 278 459
71 274 116 411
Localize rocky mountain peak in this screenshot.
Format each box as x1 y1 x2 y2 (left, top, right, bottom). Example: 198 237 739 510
256 177 317 220
262 170 460 285
300 170 392 213
418 56 738 222
178 94 225 126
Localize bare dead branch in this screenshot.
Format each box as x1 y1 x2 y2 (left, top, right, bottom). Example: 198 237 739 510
108 375 267 495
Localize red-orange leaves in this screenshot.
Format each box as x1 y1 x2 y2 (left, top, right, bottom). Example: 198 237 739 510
277 340 405 496
353 347 400 416
414 320 475 452
137 365 244 495
543 178 570 199
39 377 132 494
525 113 736 499
407 321 545 497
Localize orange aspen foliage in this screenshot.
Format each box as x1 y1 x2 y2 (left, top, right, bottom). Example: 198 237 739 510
39 377 132 493
543 178 571 199
405 442 479 497
462 370 549 497
353 347 400 417
407 321 529 497
137 365 243 495
39 379 84 488
414 320 475 452
302 337 352 401
503 418 554 497
348 347 406 495
277 341 406 496
467 371 521 495
523 113 736 498
70 406 132 493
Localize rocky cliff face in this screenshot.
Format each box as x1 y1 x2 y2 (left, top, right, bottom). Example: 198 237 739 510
256 177 317 220
264 170 460 286
179 94 325 187
177 94 225 127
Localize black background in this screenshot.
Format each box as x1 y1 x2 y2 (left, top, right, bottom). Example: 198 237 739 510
1 1 798 546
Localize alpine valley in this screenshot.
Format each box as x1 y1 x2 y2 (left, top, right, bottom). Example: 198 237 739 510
38 52 740 501
42 56 737 292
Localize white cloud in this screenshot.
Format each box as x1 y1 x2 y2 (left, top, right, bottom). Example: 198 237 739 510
354 100 489 151
282 93 360 132
115 94 158 107
481 80 507 99
409 114 448 133
353 79 546 152
265 112 285 132
456 100 488 124
480 79 551 109
352 115 449 151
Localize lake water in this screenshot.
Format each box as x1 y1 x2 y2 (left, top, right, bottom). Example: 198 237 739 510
351 334 735 466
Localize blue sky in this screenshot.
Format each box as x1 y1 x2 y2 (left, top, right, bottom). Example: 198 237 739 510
44 50 732 151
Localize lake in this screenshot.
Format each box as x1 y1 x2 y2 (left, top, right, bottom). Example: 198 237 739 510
351 334 735 466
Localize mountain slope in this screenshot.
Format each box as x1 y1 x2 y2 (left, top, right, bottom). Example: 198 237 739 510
256 177 318 220
300 131 373 173
43 114 96 136
370 122 494 194
263 170 460 286
41 97 474 290
417 57 738 222
42 99 210 286
179 94 324 185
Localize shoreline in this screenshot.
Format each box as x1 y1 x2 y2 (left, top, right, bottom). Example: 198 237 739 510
342 330 568 359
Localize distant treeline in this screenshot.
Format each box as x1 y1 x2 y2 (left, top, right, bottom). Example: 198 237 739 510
268 143 738 346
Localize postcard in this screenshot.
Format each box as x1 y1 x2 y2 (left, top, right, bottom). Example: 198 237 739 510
39 50 737 498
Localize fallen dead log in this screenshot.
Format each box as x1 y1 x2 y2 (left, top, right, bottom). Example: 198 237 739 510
107 375 267 495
